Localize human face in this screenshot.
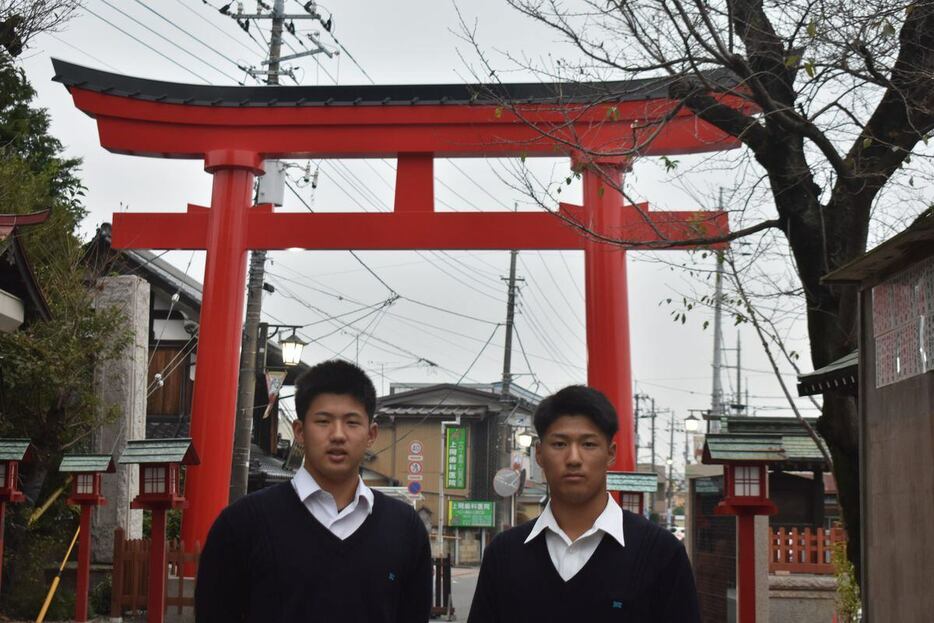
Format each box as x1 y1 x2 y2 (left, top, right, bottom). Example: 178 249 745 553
291 392 378 487
535 415 616 506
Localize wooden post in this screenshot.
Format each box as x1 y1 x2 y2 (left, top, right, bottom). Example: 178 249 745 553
148 510 168 623
737 513 756 623
111 528 125 618
74 504 93 621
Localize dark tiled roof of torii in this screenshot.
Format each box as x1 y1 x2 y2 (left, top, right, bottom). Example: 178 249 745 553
52 58 735 109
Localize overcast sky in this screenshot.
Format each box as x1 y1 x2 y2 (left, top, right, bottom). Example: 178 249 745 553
18 0 826 471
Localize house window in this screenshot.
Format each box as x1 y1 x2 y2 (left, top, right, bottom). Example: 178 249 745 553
143 466 167 494
76 474 95 495
621 493 641 514
0 463 6 487
734 466 761 497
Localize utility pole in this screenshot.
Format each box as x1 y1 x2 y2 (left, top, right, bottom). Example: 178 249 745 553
736 330 743 414
667 412 675 527
710 188 725 430
650 397 657 473
229 0 333 502
500 250 521 397
495 250 522 532
634 393 642 464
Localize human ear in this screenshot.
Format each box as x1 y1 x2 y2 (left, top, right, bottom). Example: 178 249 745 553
607 440 617 467
367 421 379 447
292 418 304 447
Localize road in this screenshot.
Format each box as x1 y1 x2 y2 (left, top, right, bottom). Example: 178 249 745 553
435 565 479 622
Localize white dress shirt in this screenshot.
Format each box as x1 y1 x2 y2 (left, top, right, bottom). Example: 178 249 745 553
291 467 374 540
524 493 625 581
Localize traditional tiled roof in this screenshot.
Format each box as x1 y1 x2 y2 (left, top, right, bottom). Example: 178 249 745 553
52 58 738 109
703 434 787 463
0 439 33 462
119 438 199 465
703 428 829 469
59 454 115 473
823 208 934 286
797 351 858 397
607 471 658 493
377 405 489 419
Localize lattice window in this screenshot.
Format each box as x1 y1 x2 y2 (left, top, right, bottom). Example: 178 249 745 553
76 474 95 495
621 493 642 514
143 466 167 494
733 466 761 497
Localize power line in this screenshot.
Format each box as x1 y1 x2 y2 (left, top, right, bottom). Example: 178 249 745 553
132 0 248 77
82 5 211 82
98 0 241 82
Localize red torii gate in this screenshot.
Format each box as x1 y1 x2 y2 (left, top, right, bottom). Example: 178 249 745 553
54 59 739 548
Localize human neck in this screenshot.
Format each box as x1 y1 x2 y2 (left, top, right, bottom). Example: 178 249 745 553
304 466 360 511
549 490 609 542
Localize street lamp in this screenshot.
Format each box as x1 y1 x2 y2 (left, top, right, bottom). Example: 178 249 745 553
684 414 701 432
516 430 534 449
257 323 308 369
279 329 308 366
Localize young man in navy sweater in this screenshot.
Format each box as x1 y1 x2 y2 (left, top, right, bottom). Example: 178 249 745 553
468 385 700 623
196 360 431 622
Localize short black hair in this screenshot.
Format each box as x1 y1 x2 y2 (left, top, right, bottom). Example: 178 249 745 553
294 359 377 421
533 385 618 441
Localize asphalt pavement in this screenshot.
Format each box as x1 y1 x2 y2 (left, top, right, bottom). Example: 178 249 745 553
436 565 480 622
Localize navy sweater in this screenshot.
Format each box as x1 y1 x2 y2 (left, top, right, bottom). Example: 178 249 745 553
195 482 432 623
467 510 700 623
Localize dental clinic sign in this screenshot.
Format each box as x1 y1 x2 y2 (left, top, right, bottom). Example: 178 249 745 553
445 427 467 489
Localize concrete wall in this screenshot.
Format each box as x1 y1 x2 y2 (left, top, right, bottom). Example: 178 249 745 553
91 275 149 562
769 574 836 623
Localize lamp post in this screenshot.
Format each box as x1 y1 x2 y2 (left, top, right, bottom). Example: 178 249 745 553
59 454 115 622
0 439 34 597
257 323 308 369
684 414 700 467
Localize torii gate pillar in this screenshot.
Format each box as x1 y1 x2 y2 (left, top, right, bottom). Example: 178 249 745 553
578 155 636 471
185 150 262 534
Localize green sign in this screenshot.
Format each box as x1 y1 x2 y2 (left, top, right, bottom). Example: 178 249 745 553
445 426 467 489
448 500 494 527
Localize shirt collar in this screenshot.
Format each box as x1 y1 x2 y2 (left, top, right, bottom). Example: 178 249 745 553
525 493 625 548
292 467 375 514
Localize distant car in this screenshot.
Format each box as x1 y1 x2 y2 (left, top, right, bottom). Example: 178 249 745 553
669 526 685 541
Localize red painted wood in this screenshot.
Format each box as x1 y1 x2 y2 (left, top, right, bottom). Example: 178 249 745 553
112 207 729 251
178 162 255 556
148 511 167 623
581 162 635 471
737 513 757 623
62 72 745 556
394 154 434 212
75 505 92 622
67 87 748 159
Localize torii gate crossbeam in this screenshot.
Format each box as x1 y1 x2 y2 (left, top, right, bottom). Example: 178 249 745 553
54 59 741 552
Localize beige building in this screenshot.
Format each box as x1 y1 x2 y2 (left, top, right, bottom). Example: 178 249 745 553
362 383 539 564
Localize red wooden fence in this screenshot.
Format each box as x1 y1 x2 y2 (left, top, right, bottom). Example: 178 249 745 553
769 525 847 575
110 528 201 617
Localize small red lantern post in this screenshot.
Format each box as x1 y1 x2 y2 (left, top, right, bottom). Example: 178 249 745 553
703 435 781 623
119 439 199 623
59 454 116 622
0 439 35 596
606 471 659 516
